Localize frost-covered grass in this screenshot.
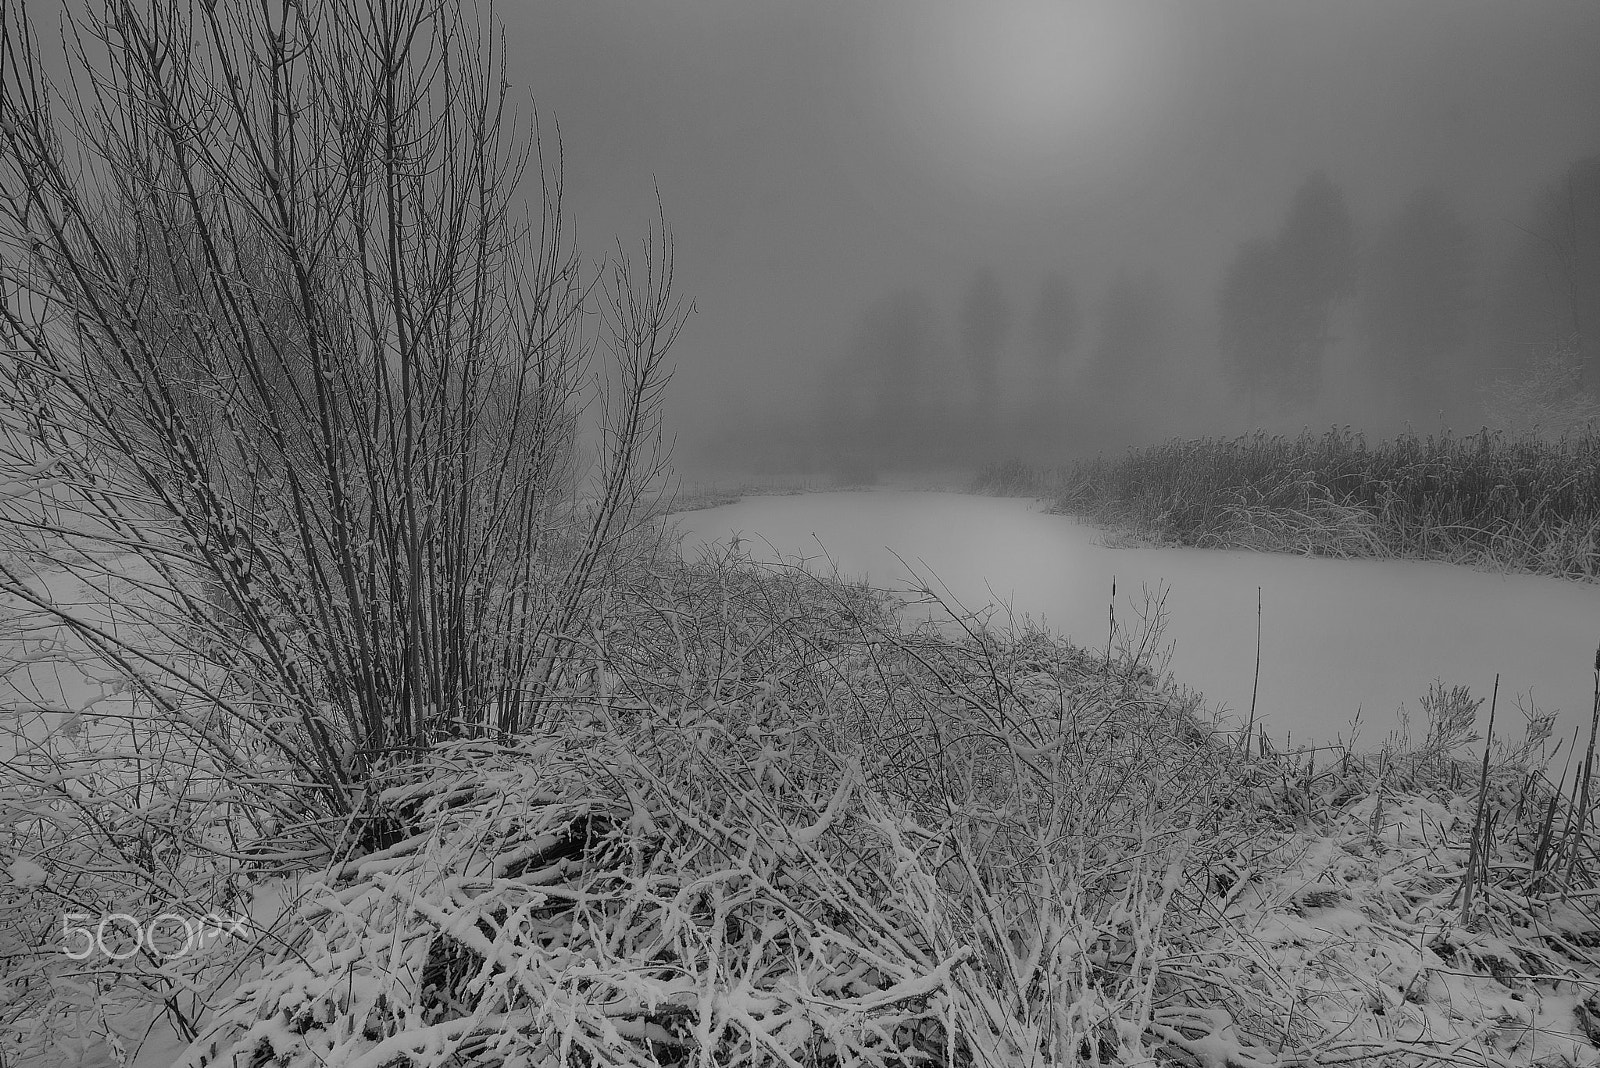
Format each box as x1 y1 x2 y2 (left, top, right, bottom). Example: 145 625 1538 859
8 547 1600 1067
1057 427 1600 580
968 459 1069 499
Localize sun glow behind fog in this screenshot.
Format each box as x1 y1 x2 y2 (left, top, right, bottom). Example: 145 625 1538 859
869 0 1177 195
978 4 1126 139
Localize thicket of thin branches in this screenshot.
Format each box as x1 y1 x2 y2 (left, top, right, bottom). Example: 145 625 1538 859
0 2 689 1056
0 0 686 840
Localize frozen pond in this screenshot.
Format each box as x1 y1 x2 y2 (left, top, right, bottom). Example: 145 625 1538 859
674 490 1600 751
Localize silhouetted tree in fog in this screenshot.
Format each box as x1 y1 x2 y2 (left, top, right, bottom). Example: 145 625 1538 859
1029 270 1080 387
1274 171 1358 406
1361 187 1477 422
1219 238 1283 420
959 268 1011 442
1089 271 1171 403
1217 171 1357 414
1492 157 1600 394
835 289 943 467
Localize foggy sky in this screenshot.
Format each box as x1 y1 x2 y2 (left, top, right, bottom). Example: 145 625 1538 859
31 0 1597 468
500 1 1600 469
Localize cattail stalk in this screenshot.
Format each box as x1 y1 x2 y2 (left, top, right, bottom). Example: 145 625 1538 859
1565 646 1600 890
1459 673 1498 920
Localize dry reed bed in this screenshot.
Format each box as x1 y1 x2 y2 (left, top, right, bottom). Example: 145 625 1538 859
8 555 1600 1066
1053 428 1600 579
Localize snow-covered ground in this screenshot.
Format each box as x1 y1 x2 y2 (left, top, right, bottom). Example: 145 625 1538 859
674 490 1600 749
8 511 1600 1067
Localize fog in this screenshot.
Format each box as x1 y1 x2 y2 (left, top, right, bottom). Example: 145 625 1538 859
501 0 1600 479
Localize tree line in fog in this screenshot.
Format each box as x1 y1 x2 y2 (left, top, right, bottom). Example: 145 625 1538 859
805 155 1600 480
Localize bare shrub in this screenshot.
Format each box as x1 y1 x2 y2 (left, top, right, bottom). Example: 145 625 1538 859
0 0 686 811
0 3 684 1055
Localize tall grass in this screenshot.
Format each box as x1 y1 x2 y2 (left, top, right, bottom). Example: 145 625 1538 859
968 459 1068 498
1060 427 1600 579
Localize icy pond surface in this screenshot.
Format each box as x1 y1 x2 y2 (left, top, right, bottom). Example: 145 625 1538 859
674 490 1600 750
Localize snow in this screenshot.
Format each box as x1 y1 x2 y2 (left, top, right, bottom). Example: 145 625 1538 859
3 859 44 890
674 490 1600 750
